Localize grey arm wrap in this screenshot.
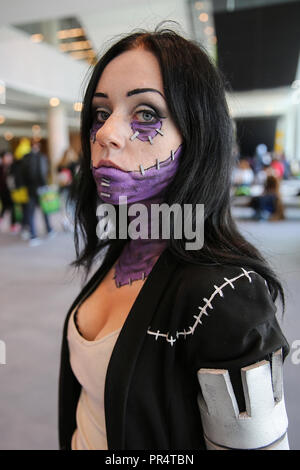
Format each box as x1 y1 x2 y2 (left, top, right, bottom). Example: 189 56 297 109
197 349 289 450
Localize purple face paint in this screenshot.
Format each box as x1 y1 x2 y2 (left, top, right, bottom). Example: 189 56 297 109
130 119 163 143
114 236 167 287
90 121 103 144
92 145 181 204
90 112 164 145
92 145 183 287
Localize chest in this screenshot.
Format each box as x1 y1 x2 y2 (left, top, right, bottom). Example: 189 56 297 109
74 263 146 341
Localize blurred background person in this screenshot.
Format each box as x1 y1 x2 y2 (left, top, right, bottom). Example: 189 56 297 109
0 150 19 233
279 152 292 180
21 140 54 246
252 143 268 174
232 157 254 195
57 146 79 189
270 153 285 180
56 146 80 232
8 138 32 238
250 174 285 221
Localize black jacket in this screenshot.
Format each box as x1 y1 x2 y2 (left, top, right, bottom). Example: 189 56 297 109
21 151 48 198
58 248 289 450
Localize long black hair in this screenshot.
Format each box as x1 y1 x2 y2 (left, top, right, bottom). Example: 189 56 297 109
71 25 284 309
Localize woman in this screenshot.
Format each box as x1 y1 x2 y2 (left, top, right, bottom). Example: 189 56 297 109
56 146 80 232
0 151 18 232
58 28 289 450
251 174 285 221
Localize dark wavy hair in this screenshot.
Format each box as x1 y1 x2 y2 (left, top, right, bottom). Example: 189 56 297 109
71 25 284 310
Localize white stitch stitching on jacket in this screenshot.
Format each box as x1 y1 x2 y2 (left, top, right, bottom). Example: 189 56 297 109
147 269 256 347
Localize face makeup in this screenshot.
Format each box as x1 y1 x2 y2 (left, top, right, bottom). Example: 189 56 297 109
89 48 183 287
91 145 182 287
91 145 182 205
130 119 164 145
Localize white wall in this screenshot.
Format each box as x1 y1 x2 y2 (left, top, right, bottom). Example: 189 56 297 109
0 25 89 104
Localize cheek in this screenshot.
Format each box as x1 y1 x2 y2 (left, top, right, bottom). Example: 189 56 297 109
90 121 104 143
131 121 181 159
130 120 163 145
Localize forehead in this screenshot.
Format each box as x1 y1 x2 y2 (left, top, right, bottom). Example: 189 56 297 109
95 48 163 94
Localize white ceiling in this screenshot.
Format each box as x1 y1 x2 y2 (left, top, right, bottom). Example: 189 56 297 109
0 0 192 138
1 0 296 26
0 0 135 27
0 0 297 139
78 0 191 56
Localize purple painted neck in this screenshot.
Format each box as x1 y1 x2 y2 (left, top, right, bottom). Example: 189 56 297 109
92 145 182 287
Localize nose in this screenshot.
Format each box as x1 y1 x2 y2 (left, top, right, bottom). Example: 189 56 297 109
95 114 127 150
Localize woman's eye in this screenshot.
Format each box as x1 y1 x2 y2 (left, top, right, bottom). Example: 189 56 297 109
95 110 110 123
136 110 158 123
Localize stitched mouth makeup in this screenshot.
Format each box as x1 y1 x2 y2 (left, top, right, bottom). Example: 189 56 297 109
91 144 182 204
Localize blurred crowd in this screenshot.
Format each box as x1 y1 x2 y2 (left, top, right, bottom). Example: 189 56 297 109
1 138 300 244
232 143 300 221
0 138 80 246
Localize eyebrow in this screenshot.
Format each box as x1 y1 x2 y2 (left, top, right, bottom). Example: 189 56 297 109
93 88 165 100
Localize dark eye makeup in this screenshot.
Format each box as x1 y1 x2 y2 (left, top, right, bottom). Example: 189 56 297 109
134 102 167 120
134 109 161 124
91 102 167 125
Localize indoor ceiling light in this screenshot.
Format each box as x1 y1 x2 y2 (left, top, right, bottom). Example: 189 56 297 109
31 33 44 43
199 13 209 22
57 28 85 39
204 26 214 35
49 97 60 107
70 50 95 59
60 40 92 52
73 102 83 112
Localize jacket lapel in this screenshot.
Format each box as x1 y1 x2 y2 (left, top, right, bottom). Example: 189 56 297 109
105 248 178 449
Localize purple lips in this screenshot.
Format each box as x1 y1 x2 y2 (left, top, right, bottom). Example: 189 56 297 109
92 145 182 204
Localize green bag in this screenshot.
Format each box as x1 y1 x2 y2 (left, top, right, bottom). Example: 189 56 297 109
234 185 251 197
38 185 61 214
14 204 23 222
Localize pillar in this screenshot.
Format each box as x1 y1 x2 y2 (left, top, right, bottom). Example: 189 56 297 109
47 104 70 181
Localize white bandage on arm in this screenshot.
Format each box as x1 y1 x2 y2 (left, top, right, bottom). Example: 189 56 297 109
197 349 289 450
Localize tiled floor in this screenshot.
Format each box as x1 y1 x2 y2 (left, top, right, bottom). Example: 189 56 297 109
0 209 299 449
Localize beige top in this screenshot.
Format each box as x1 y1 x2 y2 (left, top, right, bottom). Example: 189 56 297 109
67 308 121 450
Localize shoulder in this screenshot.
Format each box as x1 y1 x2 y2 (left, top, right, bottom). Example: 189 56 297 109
162 261 282 350
166 261 289 365
23 152 32 160
21 153 33 166
172 262 275 322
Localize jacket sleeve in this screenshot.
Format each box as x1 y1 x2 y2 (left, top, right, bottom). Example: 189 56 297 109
175 265 290 412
